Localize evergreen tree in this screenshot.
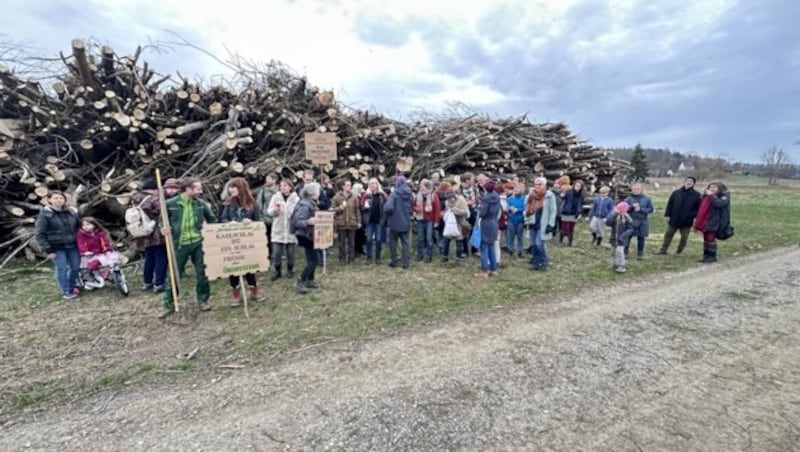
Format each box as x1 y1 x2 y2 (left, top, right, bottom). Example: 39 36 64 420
629 143 649 182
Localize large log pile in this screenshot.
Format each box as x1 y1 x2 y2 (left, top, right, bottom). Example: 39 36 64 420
0 39 630 263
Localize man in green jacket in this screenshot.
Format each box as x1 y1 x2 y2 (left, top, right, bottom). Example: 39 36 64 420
159 178 217 318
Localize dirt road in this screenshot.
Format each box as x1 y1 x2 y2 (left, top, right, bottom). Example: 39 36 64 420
3 247 800 451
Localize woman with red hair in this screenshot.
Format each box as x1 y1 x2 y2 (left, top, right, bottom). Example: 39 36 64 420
219 177 265 305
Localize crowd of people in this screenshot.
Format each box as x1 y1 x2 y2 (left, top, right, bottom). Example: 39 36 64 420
33 170 732 316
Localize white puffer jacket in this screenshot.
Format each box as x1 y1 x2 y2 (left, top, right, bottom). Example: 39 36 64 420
267 191 300 244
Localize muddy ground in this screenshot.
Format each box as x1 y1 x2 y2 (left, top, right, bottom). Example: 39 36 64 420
2 247 799 451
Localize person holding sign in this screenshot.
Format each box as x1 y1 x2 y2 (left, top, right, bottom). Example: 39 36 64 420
158 178 216 318
332 179 361 265
267 178 299 280
290 182 322 294
218 177 265 307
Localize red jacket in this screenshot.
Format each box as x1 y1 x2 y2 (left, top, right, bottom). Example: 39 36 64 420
413 191 441 225
77 229 112 254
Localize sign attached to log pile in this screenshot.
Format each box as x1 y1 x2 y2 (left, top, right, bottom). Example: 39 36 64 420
304 132 337 164
313 211 334 249
201 222 269 280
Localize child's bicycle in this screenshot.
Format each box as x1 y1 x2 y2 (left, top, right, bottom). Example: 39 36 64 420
77 252 130 297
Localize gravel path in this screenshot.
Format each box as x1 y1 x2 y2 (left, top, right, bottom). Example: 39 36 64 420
3 247 800 451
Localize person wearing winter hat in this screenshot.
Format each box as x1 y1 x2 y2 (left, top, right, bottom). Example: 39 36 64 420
384 174 414 269
624 182 654 259
132 180 167 293
605 201 635 273
163 178 180 198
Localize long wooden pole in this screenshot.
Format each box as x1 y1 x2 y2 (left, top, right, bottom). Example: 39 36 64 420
156 169 180 313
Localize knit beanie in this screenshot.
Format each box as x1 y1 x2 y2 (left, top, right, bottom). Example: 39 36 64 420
616 201 630 214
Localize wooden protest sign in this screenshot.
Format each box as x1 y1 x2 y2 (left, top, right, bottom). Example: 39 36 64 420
313 211 334 250
202 222 269 317
312 210 334 276
304 132 337 164
202 222 270 278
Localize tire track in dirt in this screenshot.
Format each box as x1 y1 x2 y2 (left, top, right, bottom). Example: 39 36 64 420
2 247 799 451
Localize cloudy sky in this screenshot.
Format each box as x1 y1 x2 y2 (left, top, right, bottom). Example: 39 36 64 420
2 0 798 162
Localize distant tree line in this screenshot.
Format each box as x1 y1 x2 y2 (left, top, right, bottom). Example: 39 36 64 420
606 145 799 181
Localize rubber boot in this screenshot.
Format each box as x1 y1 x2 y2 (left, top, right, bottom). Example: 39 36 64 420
699 244 710 263
270 266 282 282
568 234 574 247
230 287 242 307
250 285 265 302
295 279 309 294
705 243 718 263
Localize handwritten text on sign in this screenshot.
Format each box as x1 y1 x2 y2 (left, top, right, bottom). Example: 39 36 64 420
304 132 337 164
313 211 334 249
201 222 270 279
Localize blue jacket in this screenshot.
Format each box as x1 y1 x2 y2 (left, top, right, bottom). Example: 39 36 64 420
507 193 525 225
589 196 614 219
478 192 500 243
384 183 414 232
290 198 317 240
624 193 654 237
561 189 584 216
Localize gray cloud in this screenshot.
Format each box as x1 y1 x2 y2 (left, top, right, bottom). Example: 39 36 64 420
352 0 800 161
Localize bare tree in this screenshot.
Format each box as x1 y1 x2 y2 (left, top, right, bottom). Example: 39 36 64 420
761 145 792 185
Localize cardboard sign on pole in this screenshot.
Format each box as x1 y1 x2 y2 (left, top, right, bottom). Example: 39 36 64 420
312 211 334 275
313 211 334 250
304 132 337 164
202 222 270 280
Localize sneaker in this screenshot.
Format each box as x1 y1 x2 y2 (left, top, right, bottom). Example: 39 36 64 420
295 280 310 294
615 266 627 273
62 293 78 300
141 283 153 291
72 288 80 296
306 280 320 289
198 302 212 312
153 285 165 293
157 307 175 318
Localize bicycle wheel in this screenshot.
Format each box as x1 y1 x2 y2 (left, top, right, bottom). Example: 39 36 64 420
113 270 130 296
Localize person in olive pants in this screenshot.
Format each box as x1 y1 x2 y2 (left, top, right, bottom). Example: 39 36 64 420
159 178 217 318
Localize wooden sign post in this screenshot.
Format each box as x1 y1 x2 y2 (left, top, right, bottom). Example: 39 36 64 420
201 222 269 318
304 132 337 275
304 132 337 165
313 211 334 274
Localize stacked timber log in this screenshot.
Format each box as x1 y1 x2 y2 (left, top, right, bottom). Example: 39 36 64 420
0 39 630 263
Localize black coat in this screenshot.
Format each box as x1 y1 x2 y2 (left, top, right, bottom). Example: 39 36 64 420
664 187 701 228
34 206 80 253
703 192 731 233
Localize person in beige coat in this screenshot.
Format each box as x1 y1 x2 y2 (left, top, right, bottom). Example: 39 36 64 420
267 178 299 280
332 179 362 264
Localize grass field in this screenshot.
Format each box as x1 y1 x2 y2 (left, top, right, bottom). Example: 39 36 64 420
1 176 797 419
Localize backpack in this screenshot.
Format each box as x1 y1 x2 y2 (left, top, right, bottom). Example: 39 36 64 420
125 196 156 238
717 223 734 241
498 209 508 230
